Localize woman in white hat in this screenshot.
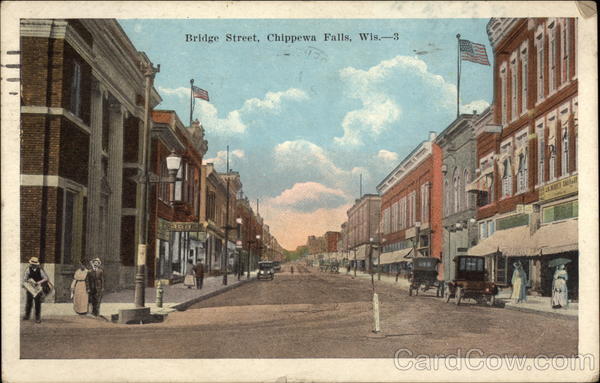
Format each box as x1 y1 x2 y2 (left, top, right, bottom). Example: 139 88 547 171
22 257 48 323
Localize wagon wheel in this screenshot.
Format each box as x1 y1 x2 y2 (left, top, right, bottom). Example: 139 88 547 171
455 287 463 306
444 286 451 303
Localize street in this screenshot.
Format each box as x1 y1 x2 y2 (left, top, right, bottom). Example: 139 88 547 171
21 267 577 359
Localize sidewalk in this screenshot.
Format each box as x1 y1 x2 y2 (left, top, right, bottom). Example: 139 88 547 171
23 272 256 319
328 268 577 318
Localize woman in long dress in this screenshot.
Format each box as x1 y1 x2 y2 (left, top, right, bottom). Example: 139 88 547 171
551 264 569 308
511 262 528 303
184 259 196 289
70 263 90 315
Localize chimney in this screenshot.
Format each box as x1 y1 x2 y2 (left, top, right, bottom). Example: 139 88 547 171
429 131 437 142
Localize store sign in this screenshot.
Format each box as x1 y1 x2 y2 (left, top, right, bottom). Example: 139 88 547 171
539 175 578 201
170 221 202 232
189 231 207 241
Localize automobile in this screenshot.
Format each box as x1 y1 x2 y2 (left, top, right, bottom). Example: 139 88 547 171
257 261 275 280
444 255 499 306
408 257 443 297
272 261 282 273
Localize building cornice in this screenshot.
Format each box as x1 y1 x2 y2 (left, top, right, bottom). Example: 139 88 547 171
376 141 432 195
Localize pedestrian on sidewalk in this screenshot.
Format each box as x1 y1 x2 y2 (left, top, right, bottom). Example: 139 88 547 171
70 263 90 315
510 261 528 303
184 259 196 289
22 257 48 323
193 261 205 289
88 257 104 316
551 264 569 309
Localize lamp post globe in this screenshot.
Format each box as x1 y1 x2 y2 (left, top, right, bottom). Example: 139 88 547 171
166 150 182 178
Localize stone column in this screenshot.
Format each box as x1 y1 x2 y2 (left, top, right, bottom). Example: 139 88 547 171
85 79 103 261
106 99 125 287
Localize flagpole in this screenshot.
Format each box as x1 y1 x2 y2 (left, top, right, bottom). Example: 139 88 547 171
190 79 194 126
456 34 461 118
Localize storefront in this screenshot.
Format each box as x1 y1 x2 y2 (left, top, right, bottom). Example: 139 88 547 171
378 248 413 277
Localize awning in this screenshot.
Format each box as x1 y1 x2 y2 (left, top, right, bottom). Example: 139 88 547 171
379 248 413 264
533 219 578 255
468 226 538 257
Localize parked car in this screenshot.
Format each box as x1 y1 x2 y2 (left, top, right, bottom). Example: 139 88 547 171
444 255 498 306
272 261 282 272
408 257 443 296
257 261 275 280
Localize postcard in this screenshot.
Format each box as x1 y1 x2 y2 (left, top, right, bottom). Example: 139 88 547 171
1 1 598 382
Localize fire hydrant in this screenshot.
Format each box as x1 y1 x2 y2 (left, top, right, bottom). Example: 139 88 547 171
156 280 164 308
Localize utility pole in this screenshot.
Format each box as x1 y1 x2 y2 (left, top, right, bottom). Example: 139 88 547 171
134 61 160 309
223 145 230 286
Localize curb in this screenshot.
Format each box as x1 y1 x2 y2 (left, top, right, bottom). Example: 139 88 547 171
499 301 578 320
170 277 256 312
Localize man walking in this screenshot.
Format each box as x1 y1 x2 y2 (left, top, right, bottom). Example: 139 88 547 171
193 261 205 289
88 257 104 316
22 257 48 323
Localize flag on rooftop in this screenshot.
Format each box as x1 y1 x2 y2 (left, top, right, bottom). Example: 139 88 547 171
459 39 490 66
192 85 210 101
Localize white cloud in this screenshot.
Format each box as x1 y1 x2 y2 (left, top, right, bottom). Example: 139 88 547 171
376 149 399 163
203 149 245 168
334 55 457 146
268 182 350 211
460 99 490 114
158 87 307 136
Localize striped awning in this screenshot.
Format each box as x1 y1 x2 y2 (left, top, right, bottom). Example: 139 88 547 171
469 225 538 257
533 219 578 255
379 248 413 265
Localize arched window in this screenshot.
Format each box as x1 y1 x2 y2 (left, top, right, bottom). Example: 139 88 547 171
463 169 470 208
453 169 459 214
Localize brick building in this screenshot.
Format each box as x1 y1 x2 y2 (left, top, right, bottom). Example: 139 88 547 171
324 231 341 253
468 17 578 299
148 113 207 286
376 132 443 278
306 235 326 255
20 19 161 301
346 194 381 272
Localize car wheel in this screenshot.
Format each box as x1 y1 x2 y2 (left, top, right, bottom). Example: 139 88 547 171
455 287 463 306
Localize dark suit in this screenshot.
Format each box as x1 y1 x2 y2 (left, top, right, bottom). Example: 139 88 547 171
87 267 104 316
193 263 204 289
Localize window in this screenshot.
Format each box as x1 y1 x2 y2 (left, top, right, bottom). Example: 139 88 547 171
548 20 557 93
510 53 518 121
174 163 183 201
70 61 82 117
500 140 513 198
463 169 470 209
487 220 496 237
560 18 570 84
559 104 570 176
479 222 488 239
444 179 450 216
500 63 508 126
515 128 529 194
520 42 528 114
477 153 494 207
400 196 407 230
535 26 545 102
573 97 578 171
453 169 460 213
391 202 398 232
536 119 545 185
547 113 557 181
421 183 429 224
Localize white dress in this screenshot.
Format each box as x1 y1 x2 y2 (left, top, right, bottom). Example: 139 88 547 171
551 269 568 308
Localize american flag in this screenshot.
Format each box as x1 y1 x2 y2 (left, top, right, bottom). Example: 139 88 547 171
459 39 490 66
192 85 210 101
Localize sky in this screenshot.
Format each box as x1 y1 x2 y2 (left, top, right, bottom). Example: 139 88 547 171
119 18 494 250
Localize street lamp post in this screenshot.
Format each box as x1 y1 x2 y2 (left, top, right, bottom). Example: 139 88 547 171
134 61 160 310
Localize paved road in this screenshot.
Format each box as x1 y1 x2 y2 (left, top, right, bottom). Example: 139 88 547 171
20 267 577 358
